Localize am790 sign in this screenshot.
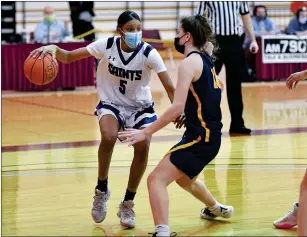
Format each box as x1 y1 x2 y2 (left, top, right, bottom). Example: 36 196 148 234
261 35 307 64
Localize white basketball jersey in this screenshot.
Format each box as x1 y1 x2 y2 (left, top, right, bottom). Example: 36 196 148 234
87 36 166 107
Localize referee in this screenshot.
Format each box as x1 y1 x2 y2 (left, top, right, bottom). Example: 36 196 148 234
197 1 259 134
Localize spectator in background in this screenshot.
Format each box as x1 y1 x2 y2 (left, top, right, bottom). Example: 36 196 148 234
285 7 307 36
244 5 280 48
34 6 69 43
243 5 280 80
69 2 95 41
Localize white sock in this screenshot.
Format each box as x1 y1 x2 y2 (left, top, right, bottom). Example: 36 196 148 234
155 224 170 236
208 202 221 212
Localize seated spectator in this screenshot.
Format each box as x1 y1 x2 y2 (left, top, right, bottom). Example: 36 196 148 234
34 6 69 43
244 5 280 48
285 7 307 36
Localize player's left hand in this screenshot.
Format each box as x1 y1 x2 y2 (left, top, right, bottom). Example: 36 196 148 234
118 129 147 146
286 71 307 90
249 40 259 54
173 113 186 129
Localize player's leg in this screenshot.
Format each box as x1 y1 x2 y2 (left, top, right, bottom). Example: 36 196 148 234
147 154 185 236
176 176 233 219
172 135 233 220
117 136 151 228
117 104 156 228
298 169 307 236
147 135 230 236
92 103 122 223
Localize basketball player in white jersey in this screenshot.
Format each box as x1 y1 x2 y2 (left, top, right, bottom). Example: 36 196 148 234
30 10 182 228
273 69 307 236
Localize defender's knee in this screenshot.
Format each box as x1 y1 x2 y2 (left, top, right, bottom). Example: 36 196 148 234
147 172 158 188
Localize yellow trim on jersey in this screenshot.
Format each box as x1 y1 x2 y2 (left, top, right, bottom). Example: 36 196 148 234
166 136 201 155
189 84 210 142
216 78 222 88
211 68 221 89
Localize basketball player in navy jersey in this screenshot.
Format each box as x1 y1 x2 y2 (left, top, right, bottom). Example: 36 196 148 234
119 15 234 236
30 11 186 228
273 69 307 236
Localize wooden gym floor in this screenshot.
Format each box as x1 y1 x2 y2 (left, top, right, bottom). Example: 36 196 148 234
2 64 307 236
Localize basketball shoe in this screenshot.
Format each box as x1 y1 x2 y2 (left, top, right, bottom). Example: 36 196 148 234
150 231 177 236
200 204 234 220
117 200 136 228
273 202 298 229
91 189 110 223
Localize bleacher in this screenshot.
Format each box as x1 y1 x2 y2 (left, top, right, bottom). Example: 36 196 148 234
15 1 295 41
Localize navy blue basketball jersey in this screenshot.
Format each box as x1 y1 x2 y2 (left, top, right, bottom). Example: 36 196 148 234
184 51 222 142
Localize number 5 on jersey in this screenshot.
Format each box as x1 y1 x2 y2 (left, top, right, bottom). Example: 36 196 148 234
119 79 127 94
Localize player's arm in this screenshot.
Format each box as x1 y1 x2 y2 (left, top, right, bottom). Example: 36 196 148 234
56 47 91 63
157 71 175 103
146 49 175 103
286 69 307 89
118 55 201 145
143 55 198 137
30 45 91 63
30 38 106 63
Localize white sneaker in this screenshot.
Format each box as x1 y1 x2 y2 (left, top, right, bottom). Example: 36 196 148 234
273 202 298 229
200 204 234 220
91 189 110 223
117 200 136 228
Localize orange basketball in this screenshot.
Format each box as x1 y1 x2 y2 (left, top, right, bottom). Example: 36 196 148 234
24 53 59 85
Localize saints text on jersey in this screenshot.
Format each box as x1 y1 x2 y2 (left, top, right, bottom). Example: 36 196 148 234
108 62 142 81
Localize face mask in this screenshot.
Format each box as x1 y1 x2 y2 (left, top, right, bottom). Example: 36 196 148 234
174 34 187 54
256 15 265 21
45 14 55 23
299 17 307 24
121 30 142 49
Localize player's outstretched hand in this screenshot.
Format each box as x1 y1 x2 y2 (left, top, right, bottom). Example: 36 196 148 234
118 128 147 146
30 45 58 60
286 70 307 90
173 113 186 129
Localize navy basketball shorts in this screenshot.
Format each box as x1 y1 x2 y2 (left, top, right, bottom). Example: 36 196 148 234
167 134 221 179
94 100 157 132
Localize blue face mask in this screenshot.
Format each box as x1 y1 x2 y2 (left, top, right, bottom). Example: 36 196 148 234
256 15 265 21
122 31 142 49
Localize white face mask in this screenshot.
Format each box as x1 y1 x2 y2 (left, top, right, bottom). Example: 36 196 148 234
299 17 307 24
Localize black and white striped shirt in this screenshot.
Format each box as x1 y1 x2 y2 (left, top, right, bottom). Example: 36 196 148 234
197 1 250 36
